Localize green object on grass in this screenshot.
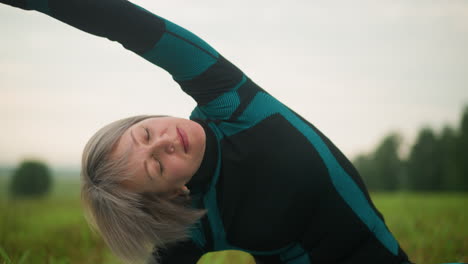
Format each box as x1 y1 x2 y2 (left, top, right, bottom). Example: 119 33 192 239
196 250 256 264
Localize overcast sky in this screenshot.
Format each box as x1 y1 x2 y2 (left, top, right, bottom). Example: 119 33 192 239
1 0 467 168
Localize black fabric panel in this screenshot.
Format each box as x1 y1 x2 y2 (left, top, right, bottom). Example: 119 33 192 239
254 254 283 264
0 0 29 9
295 113 386 221
155 240 203 264
301 173 374 263
228 79 263 121
177 55 243 106
187 120 218 195
218 114 328 251
48 0 165 53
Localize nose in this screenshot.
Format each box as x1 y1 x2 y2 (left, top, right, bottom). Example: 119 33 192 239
150 133 175 155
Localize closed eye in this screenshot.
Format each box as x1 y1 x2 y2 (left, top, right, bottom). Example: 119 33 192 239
144 127 150 142
152 155 163 174
158 160 164 174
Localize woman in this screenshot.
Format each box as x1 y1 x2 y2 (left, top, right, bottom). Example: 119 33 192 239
1 0 411 263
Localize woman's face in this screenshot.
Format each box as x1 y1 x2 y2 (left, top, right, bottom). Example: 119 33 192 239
112 117 206 197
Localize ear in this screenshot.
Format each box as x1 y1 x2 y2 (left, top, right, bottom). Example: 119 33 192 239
168 186 190 200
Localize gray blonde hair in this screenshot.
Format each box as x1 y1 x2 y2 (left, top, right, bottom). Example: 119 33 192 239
81 115 205 264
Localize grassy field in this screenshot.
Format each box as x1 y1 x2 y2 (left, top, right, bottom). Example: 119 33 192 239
0 176 467 264
372 192 468 263
0 176 119 264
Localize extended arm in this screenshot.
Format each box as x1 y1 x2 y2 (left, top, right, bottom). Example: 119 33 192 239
0 0 244 108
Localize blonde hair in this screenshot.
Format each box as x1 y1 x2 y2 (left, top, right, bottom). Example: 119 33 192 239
81 115 205 264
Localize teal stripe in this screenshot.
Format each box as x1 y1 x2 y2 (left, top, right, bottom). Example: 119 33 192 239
197 75 247 120
142 17 218 81
286 253 311 264
27 0 50 14
190 220 206 248
133 8 219 72
280 244 309 263
218 90 275 137
142 32 217 81
220 92 399 255
190 107 209 120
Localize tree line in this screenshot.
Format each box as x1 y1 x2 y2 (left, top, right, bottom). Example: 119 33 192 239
353 106 468 192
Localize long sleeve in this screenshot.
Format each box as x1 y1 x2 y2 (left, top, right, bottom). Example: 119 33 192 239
0 0 245 109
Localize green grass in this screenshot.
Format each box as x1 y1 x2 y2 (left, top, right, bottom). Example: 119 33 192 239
0 176 120 264
373 192 468 263
0 175 467 263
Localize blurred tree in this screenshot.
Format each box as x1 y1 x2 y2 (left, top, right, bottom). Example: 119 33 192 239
354 105 468 192
438 126 460 190
407 128 443 191
354 153 376 190
372 133 403 191
454 106 468 191
9 160 53 198
354 133 403 191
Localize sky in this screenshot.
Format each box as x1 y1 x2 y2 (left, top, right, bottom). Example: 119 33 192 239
1 0 467 168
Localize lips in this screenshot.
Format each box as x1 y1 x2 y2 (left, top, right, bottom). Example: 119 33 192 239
177 127 189 153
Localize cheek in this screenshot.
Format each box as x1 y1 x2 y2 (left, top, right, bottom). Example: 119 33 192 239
121 175 146 192
165 159 192 181
127 165 152 191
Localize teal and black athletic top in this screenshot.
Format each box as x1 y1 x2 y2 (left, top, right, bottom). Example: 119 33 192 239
2 0 411 263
